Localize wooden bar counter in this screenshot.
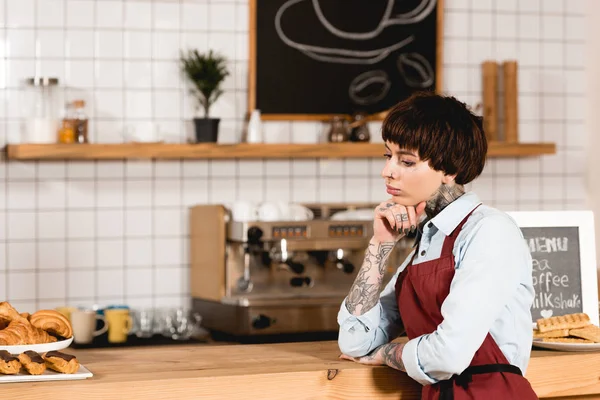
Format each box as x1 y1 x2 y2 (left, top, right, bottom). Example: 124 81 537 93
4 340 600 399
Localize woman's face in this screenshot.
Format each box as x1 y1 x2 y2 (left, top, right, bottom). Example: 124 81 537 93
381 141 453 206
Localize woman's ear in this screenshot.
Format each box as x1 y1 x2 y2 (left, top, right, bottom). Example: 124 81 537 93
441 174 457 185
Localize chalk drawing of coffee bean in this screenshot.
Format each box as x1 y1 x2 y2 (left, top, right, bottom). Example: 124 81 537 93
397 52 434 89
348 70 391 106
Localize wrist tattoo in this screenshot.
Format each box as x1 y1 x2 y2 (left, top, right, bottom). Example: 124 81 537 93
380 343 406 371
346 241 395 315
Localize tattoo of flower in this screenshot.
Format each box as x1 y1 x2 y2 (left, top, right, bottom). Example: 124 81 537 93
345 241 395 315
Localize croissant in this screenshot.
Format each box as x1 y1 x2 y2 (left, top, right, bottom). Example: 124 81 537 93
30 310 73 339
0 321 57 345
0 302 28 324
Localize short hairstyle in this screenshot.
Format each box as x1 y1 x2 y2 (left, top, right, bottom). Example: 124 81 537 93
381 92 487 185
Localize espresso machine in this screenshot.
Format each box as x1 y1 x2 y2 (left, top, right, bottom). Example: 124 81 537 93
189 204 412 337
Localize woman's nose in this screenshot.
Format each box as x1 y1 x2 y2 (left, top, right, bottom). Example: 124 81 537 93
381 164 390 179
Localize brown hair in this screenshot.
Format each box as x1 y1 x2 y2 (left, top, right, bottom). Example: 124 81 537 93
382 92 487 185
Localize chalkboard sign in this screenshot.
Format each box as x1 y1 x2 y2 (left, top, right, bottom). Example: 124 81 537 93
249 0 444 120
523 227 582 320
508 211 599 327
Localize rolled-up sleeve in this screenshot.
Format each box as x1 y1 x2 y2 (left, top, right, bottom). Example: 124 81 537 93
337 250 413 357
401 215 529 384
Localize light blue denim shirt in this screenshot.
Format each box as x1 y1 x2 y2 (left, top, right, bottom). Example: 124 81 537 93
337 192 535 385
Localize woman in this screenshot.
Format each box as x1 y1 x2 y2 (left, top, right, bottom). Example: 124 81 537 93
337 92 537 399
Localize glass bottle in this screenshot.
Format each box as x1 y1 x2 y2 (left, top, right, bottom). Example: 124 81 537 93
72 100 89 144
58 102 75 143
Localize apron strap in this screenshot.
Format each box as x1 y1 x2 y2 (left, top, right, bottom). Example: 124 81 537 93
439 364 523 400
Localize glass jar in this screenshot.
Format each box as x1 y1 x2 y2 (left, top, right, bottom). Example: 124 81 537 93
58 102 75 144
23 77 60 143
63 99 90 144
327 116 349 143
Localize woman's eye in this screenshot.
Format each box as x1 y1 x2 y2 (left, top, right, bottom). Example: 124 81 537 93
401 161 415 167
383 153 392 159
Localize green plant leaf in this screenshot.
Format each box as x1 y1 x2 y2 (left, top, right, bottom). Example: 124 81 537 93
180 49 230 118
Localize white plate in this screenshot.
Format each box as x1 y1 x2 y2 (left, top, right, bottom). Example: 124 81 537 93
0 337 73 355
532 339 600 352
0 364 92 383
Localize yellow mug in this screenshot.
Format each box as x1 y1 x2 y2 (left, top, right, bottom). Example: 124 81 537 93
55 306 78 323
104 309 133 343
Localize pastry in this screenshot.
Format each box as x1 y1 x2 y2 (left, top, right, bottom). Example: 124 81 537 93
0 350 22 375
0 302 28 324
536 313 591 332
0 321 57 345
542 337 593 343
569 325 600 343
18 351 46 375
30 310 73 339
44 351 79 374
533 328 570 339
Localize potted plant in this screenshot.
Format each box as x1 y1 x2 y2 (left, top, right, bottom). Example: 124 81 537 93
180 49 229 143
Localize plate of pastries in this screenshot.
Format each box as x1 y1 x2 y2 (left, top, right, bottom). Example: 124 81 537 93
532 312 600 351
0 349 91 382
0 302 73 354
0 302 91 382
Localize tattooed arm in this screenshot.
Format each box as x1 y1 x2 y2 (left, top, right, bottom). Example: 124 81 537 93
339 342 406 372
345 238 395 316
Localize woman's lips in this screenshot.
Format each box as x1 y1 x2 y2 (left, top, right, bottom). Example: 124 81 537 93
386 185 402 195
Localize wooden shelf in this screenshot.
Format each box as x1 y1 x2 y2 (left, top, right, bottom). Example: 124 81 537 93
4 142 556 161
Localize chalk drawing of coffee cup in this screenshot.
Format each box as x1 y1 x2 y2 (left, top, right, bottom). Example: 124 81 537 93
274 0 438 65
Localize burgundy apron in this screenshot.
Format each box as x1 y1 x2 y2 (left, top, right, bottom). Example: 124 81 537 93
395 208 538 400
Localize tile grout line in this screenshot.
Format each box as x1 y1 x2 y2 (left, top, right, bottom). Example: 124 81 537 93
3 0 8 304
121 0 128 306
150 0 156 309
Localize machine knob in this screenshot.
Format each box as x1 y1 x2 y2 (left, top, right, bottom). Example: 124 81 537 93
290 277 312 287
342 262 355 274
286 261 305 274
252 314 274 330
247 226 263 244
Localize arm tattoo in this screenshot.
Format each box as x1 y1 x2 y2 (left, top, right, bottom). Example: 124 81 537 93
425 183 465 219
379 343 406 371
346 240 395 315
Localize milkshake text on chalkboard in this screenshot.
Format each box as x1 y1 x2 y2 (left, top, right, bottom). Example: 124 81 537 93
522 227 583 320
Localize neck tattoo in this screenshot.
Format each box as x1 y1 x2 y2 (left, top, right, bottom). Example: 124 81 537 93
425 184 465 219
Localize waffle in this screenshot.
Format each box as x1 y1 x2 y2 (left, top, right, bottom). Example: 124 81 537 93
541 337 593 343
533 328 570 339
536 313 590 332
568 325 600 343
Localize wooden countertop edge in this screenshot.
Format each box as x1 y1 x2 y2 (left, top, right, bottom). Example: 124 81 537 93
2 343 599 399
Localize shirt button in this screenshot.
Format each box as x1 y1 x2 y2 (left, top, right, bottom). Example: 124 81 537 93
420 250 426 256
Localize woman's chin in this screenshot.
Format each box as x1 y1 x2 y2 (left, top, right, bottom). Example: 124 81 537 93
390 196 414 206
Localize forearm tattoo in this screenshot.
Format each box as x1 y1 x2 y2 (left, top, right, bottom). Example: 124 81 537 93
379 343 406 371
425 184 465 219
346 241 395 315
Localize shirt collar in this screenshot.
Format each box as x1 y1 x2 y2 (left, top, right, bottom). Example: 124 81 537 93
427 192 482 237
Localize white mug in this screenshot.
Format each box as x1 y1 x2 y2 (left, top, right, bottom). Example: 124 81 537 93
286 203 314 221
257 202 284 221
230 201 258 222
71 309 108 344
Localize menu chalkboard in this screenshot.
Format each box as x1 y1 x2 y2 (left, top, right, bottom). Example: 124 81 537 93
522 227 583 322
249 0 444 119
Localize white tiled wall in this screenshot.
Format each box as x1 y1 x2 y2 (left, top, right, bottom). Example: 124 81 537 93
0 0 588 311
